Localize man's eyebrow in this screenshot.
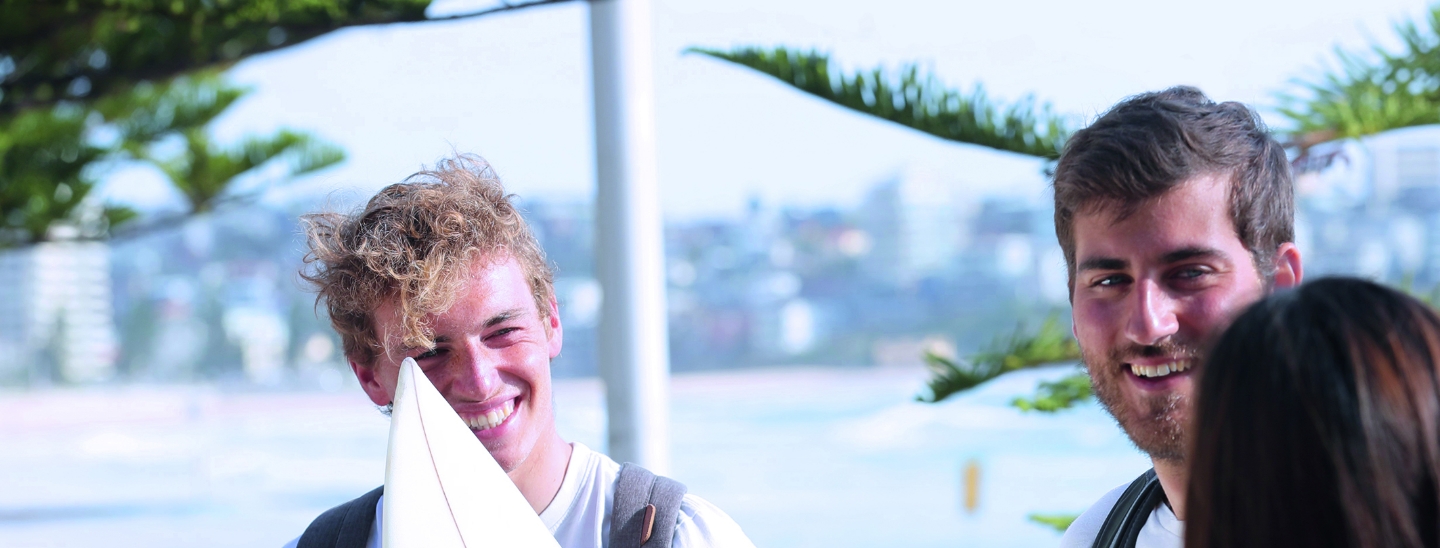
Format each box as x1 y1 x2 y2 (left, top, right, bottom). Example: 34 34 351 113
483 308 525 328
1160 247 1222 264
1078 257 1127 272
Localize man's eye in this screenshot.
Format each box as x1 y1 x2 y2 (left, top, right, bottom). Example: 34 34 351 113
1095 275 1129 287
415 348 444 360
1173 267 1209 280
487 327 520 340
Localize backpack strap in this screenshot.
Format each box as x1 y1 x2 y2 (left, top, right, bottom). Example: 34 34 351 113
1090 469 1165 548
610 463 688 548
298 486 384 548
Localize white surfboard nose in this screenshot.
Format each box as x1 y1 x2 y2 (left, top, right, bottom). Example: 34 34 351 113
383 357 560 548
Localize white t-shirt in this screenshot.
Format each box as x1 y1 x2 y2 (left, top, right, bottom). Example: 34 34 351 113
284 442 754 548
1059 479 1183 548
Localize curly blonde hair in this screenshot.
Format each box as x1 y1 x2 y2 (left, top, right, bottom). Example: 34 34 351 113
301 154 555 366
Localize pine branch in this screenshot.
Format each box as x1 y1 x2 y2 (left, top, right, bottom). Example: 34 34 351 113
1011 370 1091 412
0 0 582 114
1278 4 1440 155
1027 513 1079 533
688 46 1075 159
916 314 1082 404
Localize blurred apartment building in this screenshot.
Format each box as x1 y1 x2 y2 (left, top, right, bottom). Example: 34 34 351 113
103 208 339 386
1297 126 1440 287
859 169 969 286
0 227 119 384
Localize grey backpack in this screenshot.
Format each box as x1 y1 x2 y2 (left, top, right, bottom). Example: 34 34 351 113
609 463 689 548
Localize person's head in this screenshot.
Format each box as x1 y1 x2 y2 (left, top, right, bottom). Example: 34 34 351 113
302 154 563 472
1053 86 1302 462
1187 278 1440 548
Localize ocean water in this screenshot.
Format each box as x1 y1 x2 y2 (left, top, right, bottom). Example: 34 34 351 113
0 365 1149 547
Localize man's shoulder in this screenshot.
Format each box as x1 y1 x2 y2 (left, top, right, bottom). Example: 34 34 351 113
1059 480 1132 548
671 493 755 548
290 486 384 548
576 444 753 548
1059 476 1182 548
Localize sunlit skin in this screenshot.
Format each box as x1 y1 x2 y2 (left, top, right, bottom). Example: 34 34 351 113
351 256 572 514
1069 174 1302 520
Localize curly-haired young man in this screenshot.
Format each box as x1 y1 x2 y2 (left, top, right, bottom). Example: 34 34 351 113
283 155 754 548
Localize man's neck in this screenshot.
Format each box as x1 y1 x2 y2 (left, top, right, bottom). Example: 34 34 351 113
507 431 574 514
1151 457 1187 521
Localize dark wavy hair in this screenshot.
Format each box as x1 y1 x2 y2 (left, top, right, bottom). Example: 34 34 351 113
1052 86 1293 292
1187 277 1440 548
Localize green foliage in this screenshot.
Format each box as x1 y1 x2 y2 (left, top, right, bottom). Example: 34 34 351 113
917 314 1082 404
0 105 133 247
0 0 576 246
0 74 343 247
688 46 1074 159
0 0 580 115
1278 5 1440 148
1027 512 1079 533
109 73 344 214
1011 369 1092 412
0 0 429 114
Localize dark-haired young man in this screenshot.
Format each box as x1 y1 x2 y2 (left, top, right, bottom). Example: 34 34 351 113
1054 87 1303 548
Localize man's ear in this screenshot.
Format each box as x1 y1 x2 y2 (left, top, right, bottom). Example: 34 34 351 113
545 296 564 360
350 357 392 407
1272 242 1303 290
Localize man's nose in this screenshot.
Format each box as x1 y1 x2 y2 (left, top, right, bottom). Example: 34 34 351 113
448 339 502 398
1123 279 1179 346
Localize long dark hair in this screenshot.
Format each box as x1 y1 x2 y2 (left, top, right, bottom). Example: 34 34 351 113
1186 277 1440 548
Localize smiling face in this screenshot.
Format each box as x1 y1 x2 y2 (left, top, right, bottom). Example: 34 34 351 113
1070 174 1287 462
352 256 563 474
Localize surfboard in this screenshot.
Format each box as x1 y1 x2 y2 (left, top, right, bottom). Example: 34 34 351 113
383 357 561 548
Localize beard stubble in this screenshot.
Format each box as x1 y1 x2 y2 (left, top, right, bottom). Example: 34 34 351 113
1085 339 1196 462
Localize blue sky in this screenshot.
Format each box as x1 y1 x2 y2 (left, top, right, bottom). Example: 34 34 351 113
103 0 1431 220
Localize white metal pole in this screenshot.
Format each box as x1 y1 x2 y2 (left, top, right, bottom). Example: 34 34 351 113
588 0 670 473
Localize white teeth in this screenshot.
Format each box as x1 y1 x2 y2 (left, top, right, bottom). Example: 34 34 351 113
1130 361 1192 378
465 399 516 431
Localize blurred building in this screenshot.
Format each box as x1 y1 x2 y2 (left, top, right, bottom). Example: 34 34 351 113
859 168 968 286
0 229 118 385
1298 125 1440 288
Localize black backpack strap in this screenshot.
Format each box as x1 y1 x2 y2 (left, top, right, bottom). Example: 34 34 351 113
1091 469 1165 548
298 486 385 548
610 463 689 548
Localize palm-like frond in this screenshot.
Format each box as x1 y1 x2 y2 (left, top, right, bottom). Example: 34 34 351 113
0 0 580 114
152 128 344 213
0 106 111 247
1027 513 1079 534
1011 370 1091 412
97 72 249 151
917 314 1081 404
1279 5 1440 149
689 46 1074 159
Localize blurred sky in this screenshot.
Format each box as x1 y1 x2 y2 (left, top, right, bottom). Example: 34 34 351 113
101 0 1431 220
